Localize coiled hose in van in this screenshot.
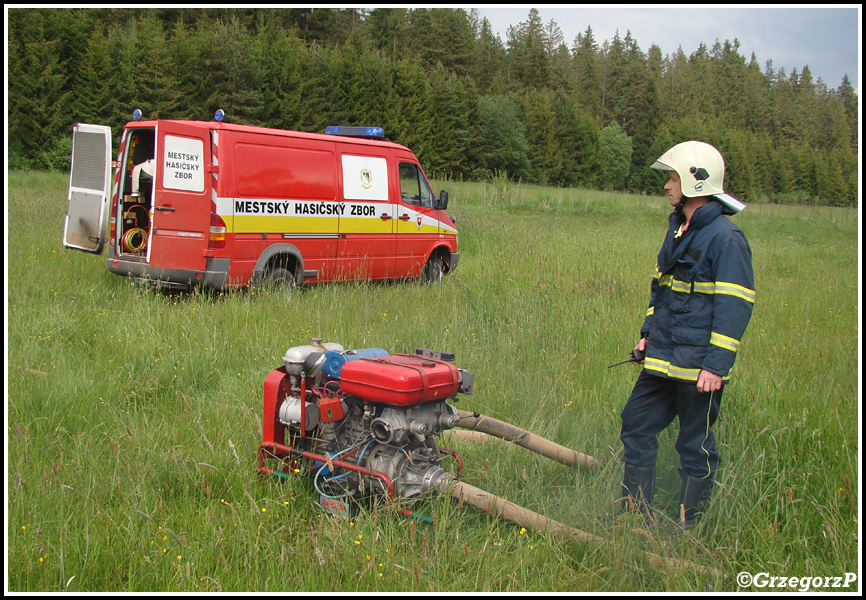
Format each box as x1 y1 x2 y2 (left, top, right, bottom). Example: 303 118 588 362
121 228 148 253
121 205 149 253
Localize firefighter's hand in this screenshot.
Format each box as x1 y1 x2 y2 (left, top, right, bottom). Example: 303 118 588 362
697 370 723 394
631 338 647 363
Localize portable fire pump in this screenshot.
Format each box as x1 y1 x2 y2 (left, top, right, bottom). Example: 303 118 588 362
257 339 475 515
255 339 722 577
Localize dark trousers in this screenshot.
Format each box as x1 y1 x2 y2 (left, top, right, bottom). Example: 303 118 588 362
620 370 723 480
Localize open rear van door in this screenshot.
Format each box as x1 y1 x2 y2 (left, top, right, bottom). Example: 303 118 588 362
149 121 211 273
63 124 112 254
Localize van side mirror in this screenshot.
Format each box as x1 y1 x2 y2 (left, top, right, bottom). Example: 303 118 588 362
435 190 449 210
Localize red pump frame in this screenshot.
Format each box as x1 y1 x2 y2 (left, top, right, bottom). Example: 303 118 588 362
258 366 464 501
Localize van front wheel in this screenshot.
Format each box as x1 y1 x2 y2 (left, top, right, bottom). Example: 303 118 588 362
420 256 444 284
263 266 296 298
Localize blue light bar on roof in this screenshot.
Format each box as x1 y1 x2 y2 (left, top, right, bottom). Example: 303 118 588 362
324 126 385 140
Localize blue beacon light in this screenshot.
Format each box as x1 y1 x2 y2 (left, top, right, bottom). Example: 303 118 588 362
324 126 385 139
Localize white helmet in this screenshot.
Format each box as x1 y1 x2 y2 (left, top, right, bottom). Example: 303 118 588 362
651 141 745 214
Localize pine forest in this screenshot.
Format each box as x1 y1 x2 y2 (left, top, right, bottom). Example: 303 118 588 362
7 7 859 206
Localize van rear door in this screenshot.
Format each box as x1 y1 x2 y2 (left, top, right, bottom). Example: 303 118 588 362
149 121 211 273
63 123 112 254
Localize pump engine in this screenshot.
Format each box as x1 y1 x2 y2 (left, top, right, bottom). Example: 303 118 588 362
258 340 474 512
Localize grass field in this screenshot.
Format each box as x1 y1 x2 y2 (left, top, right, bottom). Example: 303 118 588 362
6 170 860 592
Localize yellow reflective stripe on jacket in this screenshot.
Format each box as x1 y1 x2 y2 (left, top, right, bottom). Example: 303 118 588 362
670 279 690 293
646 306 654 317
665 278 756 303
658 273 691 293
710 331 740 352
715 281 756 303
691 280 756 302
644 357 732 383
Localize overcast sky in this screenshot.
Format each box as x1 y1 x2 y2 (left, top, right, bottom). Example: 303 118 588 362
474 5 860 93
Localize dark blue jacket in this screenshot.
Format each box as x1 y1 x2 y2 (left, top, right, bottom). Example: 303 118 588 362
640 200 755 382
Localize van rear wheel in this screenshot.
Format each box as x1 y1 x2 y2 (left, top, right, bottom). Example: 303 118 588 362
263 266 296 298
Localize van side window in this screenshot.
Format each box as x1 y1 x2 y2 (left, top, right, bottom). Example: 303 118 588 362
399 162 434 208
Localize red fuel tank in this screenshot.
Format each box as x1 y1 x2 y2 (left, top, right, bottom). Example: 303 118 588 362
339 354 460 406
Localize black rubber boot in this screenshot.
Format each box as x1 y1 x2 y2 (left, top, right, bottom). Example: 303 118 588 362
679 471 714 530
621 464 655 517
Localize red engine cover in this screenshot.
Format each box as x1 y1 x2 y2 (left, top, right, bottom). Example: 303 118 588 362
339 354 460 406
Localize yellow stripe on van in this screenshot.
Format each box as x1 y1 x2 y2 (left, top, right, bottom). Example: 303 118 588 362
339 217 393 235
230 214 338 234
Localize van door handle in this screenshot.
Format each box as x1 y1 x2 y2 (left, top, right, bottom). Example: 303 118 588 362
379 214 392 221
399 214 410 221
154 206 176 212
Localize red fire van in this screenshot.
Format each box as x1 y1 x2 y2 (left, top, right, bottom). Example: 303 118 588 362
63 116 458 292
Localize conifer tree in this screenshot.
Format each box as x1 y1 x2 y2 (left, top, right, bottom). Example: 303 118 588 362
8 10 72 164
255 22 310 130
471 16 507 94
506 8 549 89
572 26 602 123
519 89 562 185
74 25 121 127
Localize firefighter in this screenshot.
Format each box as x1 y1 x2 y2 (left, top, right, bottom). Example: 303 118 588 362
132 158 155 197
619 141 755 529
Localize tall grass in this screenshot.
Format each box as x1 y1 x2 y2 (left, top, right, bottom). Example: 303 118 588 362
6 171 859 592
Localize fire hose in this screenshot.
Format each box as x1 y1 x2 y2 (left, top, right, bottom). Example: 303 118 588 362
453 410 598 470
445 411 723 578
121 228 148 253
121 205 149 253
448 480 723 579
